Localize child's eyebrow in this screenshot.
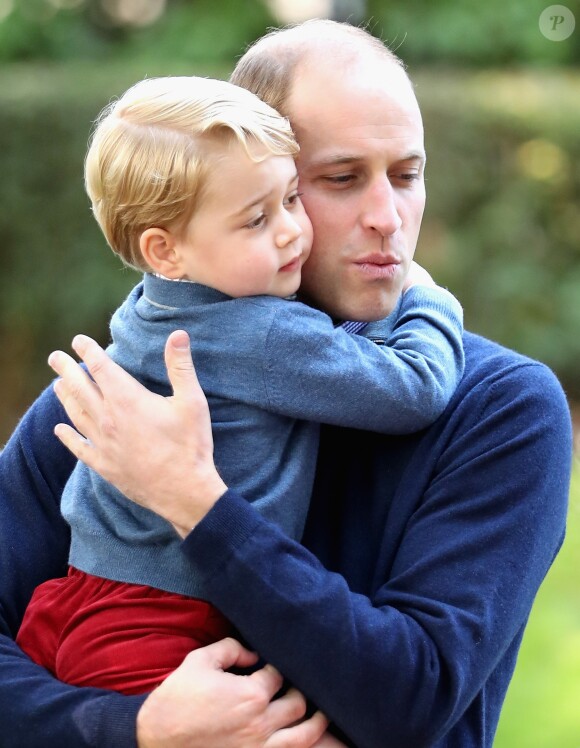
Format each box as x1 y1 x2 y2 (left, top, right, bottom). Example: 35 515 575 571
233 173 299 218
234 192 270 217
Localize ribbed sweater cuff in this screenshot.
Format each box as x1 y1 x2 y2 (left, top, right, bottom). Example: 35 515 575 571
402 284 463 322
181 489 261 587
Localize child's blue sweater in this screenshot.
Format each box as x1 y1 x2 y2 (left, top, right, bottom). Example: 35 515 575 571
62 274 463 598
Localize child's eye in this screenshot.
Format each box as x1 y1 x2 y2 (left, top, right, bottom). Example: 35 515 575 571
245 213 266 229
284 191 303 208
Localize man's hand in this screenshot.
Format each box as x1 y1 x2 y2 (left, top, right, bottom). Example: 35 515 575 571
48 330 226 536
136 638 329 748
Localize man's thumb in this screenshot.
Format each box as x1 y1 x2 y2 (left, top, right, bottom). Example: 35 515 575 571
164 330 198 398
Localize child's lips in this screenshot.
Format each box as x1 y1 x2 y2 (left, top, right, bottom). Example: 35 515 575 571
280 256 301 272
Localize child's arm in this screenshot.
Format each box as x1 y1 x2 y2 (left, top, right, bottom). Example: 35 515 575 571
255 268 464 434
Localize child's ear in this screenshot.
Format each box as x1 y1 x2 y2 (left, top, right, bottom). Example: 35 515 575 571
140 228 182 278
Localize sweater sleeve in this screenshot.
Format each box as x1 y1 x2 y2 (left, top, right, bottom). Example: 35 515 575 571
0 384 145 747
261 285 464 433
180 359 571 747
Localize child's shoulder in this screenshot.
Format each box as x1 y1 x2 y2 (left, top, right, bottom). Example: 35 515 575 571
235 296 335 337
241 295 328 319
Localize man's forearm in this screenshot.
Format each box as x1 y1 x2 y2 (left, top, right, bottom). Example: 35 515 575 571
0 384 142 747
181 361 571 748
0 637 143 748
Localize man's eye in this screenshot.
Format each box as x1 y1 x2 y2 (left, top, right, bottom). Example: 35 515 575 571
246 213 266 229
323 174 355 185
394 172 420 182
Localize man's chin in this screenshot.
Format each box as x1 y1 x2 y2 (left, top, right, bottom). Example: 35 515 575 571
296 282 401 322
344 292 401 323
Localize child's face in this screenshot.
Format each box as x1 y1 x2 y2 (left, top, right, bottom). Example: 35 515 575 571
173 144 313 298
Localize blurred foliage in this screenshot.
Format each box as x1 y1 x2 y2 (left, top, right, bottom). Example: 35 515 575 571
368 0 580 66
0 62 578 442
0 0 276 63
415 68 580 403
495 460 580 748
1 0 579 66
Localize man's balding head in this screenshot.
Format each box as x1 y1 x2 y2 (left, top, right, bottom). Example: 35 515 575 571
230 19 408 119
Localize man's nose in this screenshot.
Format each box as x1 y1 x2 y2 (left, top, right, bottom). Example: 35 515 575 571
361 177 402 239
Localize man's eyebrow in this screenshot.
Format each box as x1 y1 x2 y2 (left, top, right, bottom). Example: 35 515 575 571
307 150 426 168
399 150 426 163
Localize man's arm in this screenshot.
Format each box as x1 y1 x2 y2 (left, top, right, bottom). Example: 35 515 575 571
0 383 146 747
191 361 572 747
50 333 572 747
191 361 571 747
0 378 331 748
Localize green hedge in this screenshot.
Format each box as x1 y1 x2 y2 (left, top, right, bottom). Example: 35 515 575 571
367 0 580 66
415 68 580 401
0 0 276 64
2 0 579 67
1 63 579 442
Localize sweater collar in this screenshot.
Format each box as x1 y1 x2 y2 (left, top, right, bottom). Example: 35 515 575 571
143 273 232 308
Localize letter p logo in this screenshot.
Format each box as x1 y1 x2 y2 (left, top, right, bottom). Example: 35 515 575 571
540 5 575 40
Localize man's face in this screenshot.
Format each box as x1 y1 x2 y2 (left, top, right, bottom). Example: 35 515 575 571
287 57 426 321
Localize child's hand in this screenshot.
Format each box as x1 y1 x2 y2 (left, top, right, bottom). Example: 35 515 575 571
403 260 437 291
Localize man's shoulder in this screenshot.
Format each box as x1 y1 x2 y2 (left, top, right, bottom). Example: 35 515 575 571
458 331 568 415
463 331 555 378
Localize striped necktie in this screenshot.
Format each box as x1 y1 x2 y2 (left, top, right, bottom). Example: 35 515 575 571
340 320 369 335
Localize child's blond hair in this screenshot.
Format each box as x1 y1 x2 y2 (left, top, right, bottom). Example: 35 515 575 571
85 76 299 271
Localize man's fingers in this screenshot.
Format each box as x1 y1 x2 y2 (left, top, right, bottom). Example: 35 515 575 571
70 334 136 398
194 637 259 673
53 422 95 466
70 335 107 378
50 347 102 443
164 330 204 403
48 348 77 377
266 709 329 748
49 347 103 422
311 729 348 747
248 662 285 700
264 686 308 731
52 379 94 441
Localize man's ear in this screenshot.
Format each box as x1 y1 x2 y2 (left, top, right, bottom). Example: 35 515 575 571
140 228 182 278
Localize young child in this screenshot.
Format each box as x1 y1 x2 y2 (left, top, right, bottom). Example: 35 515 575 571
17 76 464 695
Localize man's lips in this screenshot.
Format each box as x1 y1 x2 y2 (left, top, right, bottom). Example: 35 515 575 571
353 254 401 278
355 253 401 266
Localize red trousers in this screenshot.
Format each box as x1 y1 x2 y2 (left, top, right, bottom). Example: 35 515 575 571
16 567 233 695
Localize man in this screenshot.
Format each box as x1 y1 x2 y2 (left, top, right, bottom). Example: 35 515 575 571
0 19 572 748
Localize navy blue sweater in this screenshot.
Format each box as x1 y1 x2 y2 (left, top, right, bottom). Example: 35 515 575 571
0 332 572 747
